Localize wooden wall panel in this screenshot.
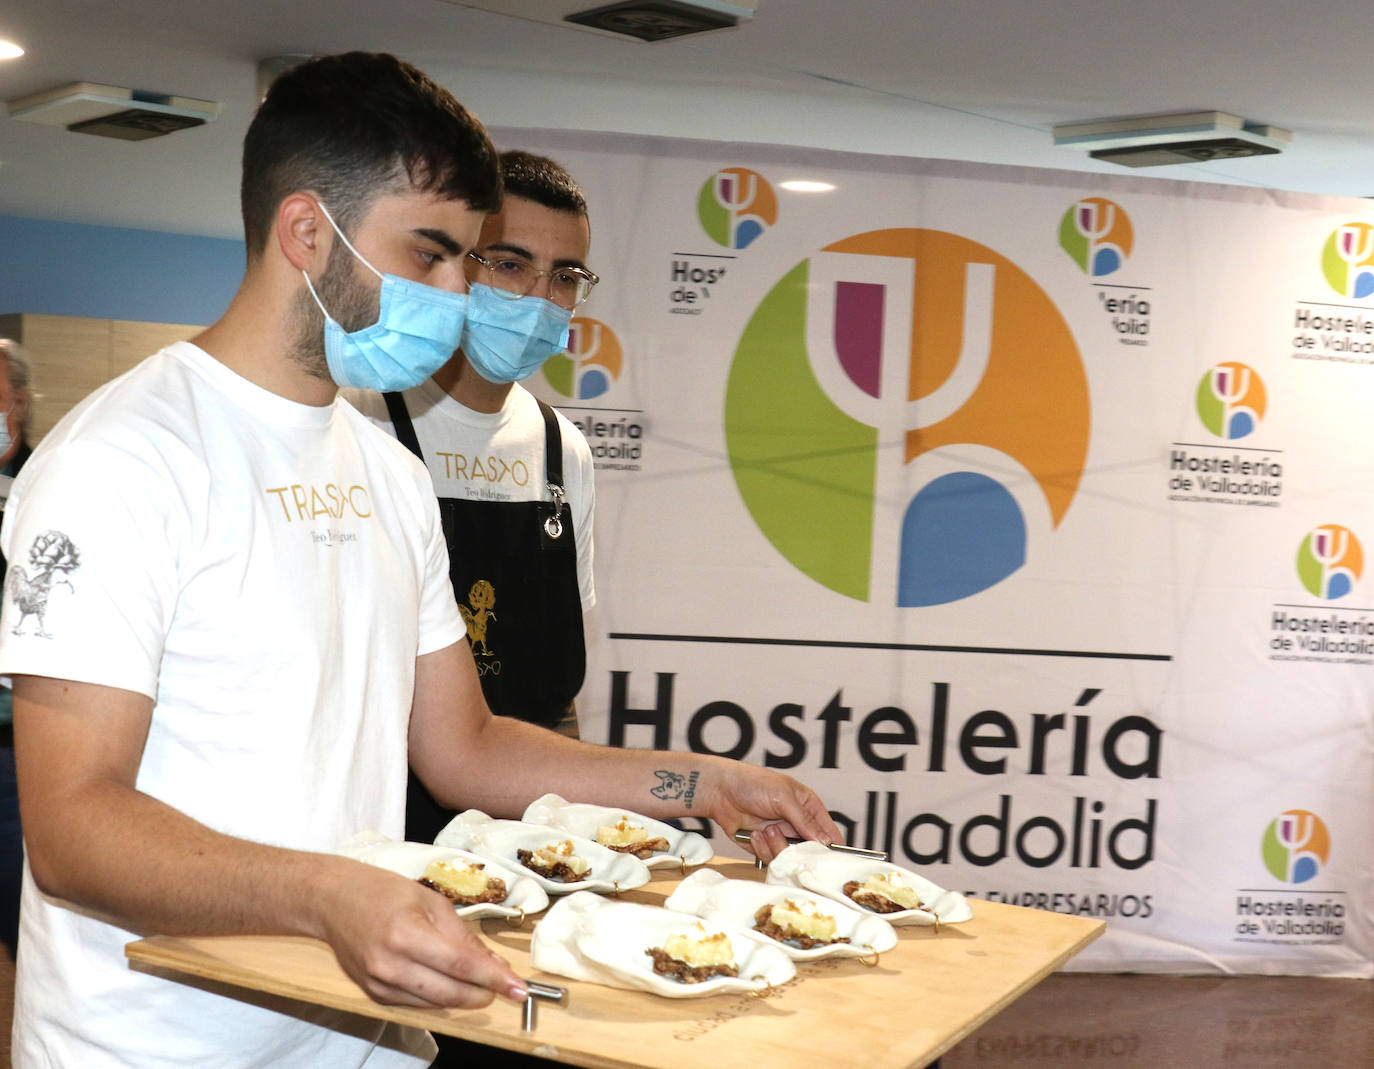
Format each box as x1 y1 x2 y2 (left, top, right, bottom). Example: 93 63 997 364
111 320 201 378
0 314 199 442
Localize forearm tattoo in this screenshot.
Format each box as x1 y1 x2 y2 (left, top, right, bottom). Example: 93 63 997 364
649 769 701 809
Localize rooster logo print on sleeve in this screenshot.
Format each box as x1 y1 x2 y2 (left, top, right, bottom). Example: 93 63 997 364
7 530 82 638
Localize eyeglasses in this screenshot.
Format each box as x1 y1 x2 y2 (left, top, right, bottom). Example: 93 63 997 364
465 251 599 310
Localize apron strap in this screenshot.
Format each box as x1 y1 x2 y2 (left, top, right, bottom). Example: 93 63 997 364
382 391 424 461
537 399 568 540
537 399 564 494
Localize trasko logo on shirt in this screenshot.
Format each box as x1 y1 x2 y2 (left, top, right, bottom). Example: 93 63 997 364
7 530 82 638
263 481 373 547
461 579 501 676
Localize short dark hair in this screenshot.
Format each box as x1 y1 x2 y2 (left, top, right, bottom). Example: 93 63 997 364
241 52 502 260
499 150 587 216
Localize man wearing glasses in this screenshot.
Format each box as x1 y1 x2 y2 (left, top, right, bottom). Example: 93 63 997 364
346 150 601 844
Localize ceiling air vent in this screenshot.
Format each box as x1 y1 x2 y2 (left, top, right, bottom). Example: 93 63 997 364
564 0 742 40
67 109 207 141
442 1 756 42
1088 137 1282 169
1052 111 1290 169
7 82 219 140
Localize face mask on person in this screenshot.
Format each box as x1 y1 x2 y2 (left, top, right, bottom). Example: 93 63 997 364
461 283 573 384
300 201 467 392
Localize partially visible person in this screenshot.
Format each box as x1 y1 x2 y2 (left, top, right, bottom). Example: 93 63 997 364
0 337 30 961
348 147 600 1069
345 150 599 846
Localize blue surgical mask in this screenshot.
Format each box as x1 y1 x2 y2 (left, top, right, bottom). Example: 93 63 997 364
461 283 573 385
301 201 467 392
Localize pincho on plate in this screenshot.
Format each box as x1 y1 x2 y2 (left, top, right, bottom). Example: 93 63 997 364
434 809 651 896
521 793 714 869
766 841 973 927
665 867 897 961
336 832 548 921
531 891 795 998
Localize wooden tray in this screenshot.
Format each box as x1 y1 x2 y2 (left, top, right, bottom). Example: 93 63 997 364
126 858 1103 1068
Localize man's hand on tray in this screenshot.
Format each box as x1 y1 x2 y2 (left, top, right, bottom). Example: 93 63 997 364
698 766 843 864
314 859 528 1009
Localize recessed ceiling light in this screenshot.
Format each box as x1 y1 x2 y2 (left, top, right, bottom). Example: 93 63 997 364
0 41 24 60
780 180 836 193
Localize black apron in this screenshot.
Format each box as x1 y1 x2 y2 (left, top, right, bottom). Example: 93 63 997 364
384 392 586 843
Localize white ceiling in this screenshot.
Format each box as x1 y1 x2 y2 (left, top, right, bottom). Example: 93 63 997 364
3 0 1374 241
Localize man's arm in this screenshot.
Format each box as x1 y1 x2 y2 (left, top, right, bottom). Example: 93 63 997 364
14 674 526 1008
409 642 842 861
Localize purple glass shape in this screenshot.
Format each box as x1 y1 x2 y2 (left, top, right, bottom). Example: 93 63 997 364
834 281 885 398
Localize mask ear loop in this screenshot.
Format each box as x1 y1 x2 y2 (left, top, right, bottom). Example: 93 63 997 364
299 199 386 327
299 270 336 324
314 199 385 281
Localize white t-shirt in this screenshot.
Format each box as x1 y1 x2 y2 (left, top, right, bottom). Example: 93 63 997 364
344 377 596 612
0 343 463 1068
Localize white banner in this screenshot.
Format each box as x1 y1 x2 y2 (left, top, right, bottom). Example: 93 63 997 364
499 127 1374 976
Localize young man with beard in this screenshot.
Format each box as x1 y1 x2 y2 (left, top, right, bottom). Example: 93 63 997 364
0 53 839 1067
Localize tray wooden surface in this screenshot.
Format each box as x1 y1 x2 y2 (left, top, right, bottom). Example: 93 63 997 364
126 857 1104 1068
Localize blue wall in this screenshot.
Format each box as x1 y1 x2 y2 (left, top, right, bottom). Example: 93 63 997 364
0 214 245 325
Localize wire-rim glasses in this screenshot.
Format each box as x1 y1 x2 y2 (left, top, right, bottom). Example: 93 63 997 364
465 251 599 310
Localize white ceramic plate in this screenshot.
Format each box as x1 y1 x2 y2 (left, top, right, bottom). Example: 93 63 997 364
765 841 973 927
521 793 714 870
433 810 651 895
336 831 548 920
530 891 795 997
664 868 898 960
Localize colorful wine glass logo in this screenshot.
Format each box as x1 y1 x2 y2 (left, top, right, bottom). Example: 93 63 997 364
1195 361 1266 439
698 167 778 249
1059 197 1134 276
541 318 623 401
1321 222 1374 298
1296 524 1363 599
1261 810 1330 884
725 228 1089 606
